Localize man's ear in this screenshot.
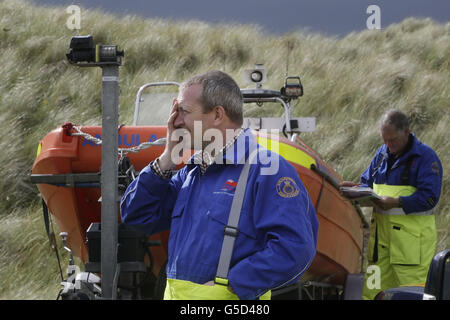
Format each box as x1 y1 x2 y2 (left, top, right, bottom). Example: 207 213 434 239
213 105 226 124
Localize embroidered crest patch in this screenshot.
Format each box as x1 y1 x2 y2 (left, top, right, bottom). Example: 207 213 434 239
276 177 299 198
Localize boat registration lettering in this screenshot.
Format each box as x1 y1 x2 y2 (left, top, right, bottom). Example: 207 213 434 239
81 133 158 147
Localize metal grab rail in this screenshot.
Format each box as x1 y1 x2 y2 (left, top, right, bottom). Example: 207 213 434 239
133 82 180 126
243 96 294 141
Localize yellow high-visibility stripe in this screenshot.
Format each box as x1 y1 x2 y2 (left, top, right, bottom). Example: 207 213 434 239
164 278 271 300
373 183 417 197
257 136 316 169
36 142 42 158
372 183 434 215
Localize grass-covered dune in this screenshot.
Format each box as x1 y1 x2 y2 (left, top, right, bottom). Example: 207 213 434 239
0 0 448 299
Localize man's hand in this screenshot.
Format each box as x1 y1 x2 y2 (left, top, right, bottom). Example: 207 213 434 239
339 181 361 196
372 196 400 210
158 99 181 170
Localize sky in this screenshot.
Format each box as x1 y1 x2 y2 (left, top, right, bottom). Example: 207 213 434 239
30 0 450 37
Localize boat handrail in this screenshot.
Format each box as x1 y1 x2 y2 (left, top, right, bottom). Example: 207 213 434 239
133 82 180 126
133 82 312 142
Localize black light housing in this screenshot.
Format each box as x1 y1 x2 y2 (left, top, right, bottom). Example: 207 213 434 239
281 76 304 99
66 35 124 66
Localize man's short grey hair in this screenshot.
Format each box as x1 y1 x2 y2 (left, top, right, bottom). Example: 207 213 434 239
180 70 243 125
380 109 410 132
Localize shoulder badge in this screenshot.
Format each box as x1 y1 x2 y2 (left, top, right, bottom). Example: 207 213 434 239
276 177 299 198
431 161 440 176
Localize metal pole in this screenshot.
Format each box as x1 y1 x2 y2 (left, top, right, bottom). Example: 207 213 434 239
100 65 119 299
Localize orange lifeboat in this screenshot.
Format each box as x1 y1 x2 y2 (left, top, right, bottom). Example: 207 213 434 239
31 123 366 287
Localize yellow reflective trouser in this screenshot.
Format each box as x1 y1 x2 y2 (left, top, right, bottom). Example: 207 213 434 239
362 184 436 300
164 278 271 300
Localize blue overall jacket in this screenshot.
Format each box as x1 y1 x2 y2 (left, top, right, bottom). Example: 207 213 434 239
360 133 442 214
120 129 318 299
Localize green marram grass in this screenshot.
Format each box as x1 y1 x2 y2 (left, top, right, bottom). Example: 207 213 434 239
0 0 448 299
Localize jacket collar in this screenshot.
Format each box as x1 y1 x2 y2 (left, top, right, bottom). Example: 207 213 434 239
382 133 421 162
222 128 258 165
186 128 257 170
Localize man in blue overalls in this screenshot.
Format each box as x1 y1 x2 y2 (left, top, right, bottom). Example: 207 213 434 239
341 110 442 300
120 70 318 300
